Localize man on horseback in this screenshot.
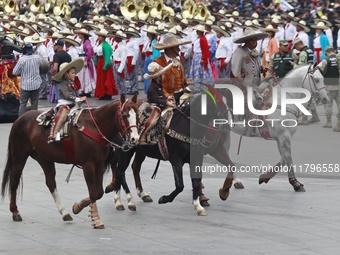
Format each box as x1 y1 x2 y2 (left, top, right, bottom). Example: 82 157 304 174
48 58 86 143
152 33 192 106
231 27 268 97
140 62 175 145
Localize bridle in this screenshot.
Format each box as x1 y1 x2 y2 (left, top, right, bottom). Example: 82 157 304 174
117 99 138 143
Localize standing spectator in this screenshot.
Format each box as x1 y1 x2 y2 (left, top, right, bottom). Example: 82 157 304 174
80 0 90 21
190 24 214 89
75 28 96 97
12 44 42 117
52 39 72 102
318 46 340 131
93 29 117 100
112 31 128 95
71 4 83 21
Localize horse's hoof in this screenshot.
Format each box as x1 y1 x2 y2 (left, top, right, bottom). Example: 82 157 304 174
197 210 208 216
72 202 81 214
93 223 105 229
105 185 114 194
141 195 153 203
200 200 210 207
234 182 245 189
158 196 168 204
62 214 73 221
116 204 125 211
295 186 306 192
259 174 270 185
12 214 22 222
128 205 137 211
219 188 230 201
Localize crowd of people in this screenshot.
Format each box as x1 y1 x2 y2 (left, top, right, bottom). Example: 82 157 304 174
0 0 340 137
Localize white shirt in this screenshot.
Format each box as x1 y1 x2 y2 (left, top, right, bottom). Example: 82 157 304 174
113 41 127 73
314 34 321 48
294 31 309 47
46 38 55 63
125 37 139 65
215 36 232 63
36 43 49 61
284 22 297 41
66 45 79 61
193 37 202 54
325 28 333 47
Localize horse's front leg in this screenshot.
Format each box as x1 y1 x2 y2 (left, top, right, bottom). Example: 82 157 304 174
113 149 136 211
73 162 105 229
132 151 153 202
105 150 118 194
158 161 184 204
34 155 72 221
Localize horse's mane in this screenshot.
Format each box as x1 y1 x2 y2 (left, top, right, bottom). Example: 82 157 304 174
284 64 310 78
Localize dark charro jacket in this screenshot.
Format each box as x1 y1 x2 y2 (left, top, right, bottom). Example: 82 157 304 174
147 80 168 110
153 55 187 98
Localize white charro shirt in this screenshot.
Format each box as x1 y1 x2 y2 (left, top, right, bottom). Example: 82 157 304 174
284 22 297 41
215 36 232 63
112 41 127 73
125 37 139 65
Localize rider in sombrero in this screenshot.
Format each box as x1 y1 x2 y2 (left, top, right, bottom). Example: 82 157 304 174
231 27 268 96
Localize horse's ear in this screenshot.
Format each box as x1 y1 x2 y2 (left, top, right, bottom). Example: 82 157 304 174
120 93 126 104
131 93 138 103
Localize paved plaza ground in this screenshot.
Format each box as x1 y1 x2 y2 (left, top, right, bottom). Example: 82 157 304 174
0 94 339 255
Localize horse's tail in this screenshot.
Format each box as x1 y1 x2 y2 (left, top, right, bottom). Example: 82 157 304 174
1 141 12 198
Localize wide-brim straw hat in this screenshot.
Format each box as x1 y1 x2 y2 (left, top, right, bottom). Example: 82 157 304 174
143 25 158 34
192 24 207 32
53 58 84 82
63 35 81 47
153 33 191 50
314 17 332 27
143 62 173 80
311 21 329 30
112 30 127 40
211 25 231 38
74 28 91 36
49 32 62 39
233 27 268 44
281 11 298 21
292 20 310 33
59 28 74 36
24 33 47 44
11 27 30 36
94 28 110 37
260 24 279 33
125 28 141 38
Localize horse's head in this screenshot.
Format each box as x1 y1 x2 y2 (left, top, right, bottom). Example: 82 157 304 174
282 65 329 106
307 64 329 105
117 94 139 149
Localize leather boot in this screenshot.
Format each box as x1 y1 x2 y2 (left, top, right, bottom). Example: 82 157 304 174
298 115 309 125
308 108 320 124
139 107 161 145
45 107 55 121
323 117 332 128
333 118 340 132
48 105 70 143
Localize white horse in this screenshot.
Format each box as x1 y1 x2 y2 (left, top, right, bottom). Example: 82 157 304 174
218 65 329 199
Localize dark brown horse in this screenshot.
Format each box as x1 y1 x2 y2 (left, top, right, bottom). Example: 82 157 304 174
1 94 139 229
105 93 235 216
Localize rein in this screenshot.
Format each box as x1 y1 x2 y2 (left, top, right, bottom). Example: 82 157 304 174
84 100 135 150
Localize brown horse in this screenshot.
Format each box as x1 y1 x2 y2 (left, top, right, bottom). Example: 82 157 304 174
1 94 139 229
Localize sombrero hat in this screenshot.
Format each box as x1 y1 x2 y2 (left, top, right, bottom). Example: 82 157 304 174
49 32 62 39
53 58 84 82
63 35 80 47
291 20 310 33
94 28 110 37
11 26 30 37
59 28 74 36
281 11 297 21
143 25 158 34
143 62 173 80
233 27 268 44
211 25 231 38
260 24 279 33
125 28 141 38
192 24 207 32
24 33 46 44
153 33 191 50
314 16 332 27
311 21 329 30
74 28 91 36
112 30 127 40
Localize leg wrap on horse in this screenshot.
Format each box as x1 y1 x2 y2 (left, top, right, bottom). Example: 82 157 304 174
89 202 104 229
140 107 161 145
48 105 70 142
72 197 91 214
